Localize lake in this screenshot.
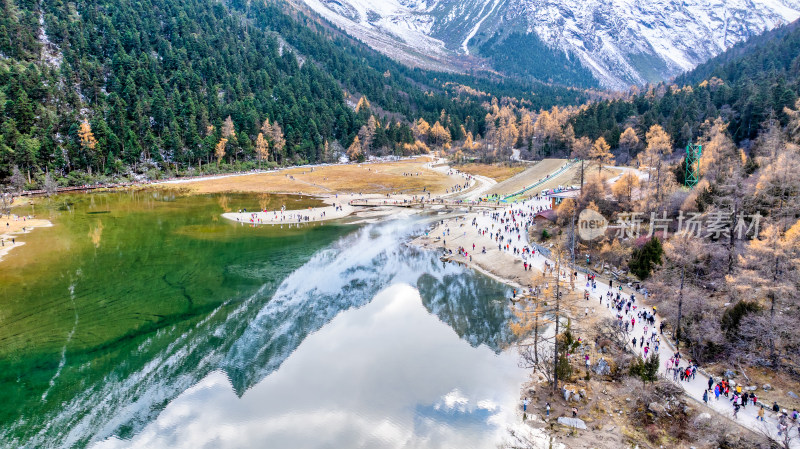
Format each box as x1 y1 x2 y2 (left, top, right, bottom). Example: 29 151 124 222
1 191 528 448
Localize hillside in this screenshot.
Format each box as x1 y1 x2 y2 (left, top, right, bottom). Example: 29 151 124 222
296 0 800 89
674 18 800 87
568 18 800 151
0 0 584 187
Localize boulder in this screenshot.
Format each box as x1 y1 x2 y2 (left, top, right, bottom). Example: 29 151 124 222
788 391 799 399
557 417 587 430
763 384 773 391
648 402 666 414
724 370 736 378
579 389 587 398
593 358 611 375
695 412 712 424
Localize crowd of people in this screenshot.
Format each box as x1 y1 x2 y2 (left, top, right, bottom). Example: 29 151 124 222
234 203 344 225
435 194 799 443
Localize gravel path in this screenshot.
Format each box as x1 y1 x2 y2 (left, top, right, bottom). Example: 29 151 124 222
450 196 800 447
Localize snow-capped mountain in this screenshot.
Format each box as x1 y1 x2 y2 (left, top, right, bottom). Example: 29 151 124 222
297 0 800 89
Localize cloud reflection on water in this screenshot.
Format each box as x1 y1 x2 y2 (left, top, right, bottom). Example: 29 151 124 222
95 284 527 449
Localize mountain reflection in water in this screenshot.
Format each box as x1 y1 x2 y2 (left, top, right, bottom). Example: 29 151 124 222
8 211 521 448
94 283 524 449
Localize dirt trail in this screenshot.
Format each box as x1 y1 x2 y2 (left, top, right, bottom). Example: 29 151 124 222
488 159 568 196
414 195 798 447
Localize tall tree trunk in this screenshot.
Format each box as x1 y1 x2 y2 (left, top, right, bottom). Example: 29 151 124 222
769 291 776 366
655 162 662 211
727 201 738 274
770 254 779 367
570 208 576 266
676 265 685 349
552 254 561 393
533 302 539 367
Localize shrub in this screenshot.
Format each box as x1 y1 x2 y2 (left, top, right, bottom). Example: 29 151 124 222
720 300 761 339
628 236 663 280
629 354 660 386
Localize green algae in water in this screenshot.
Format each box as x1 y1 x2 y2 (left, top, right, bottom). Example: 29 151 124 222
0 191 348 446
0 191 520 449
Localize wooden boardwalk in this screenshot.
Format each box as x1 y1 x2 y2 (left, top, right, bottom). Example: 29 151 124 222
349 199 509 209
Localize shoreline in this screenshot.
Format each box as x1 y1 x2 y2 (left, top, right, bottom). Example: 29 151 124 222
0 212 53 264
222 194 356 225
221 193 436 225
410 200 790 447
410 212 542 292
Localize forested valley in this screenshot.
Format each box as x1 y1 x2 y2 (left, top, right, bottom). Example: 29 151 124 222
0 0 584 190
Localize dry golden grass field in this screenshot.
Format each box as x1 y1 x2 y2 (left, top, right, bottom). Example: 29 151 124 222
454 163 528 182
165 158 453 195
487 159 568 196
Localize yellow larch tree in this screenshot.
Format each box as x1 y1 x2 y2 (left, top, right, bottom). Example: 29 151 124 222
215 138 228 164
520 112 534 141
429 121 452 149
571 136 592 188
260 118 272 138
784 98 800 143
590 136 614 175
270 122 285 164
414 118 431 142
358 116 378 154
255 133 269 167
347 136 362 160
355 96 371 113
698 118 740 182
618 127 639 161
78 119 99 173
640 124 673 211
462 132 476 152
611 171 640 206
221 116 236 139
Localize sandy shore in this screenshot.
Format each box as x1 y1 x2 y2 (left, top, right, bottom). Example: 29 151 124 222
412 215 537 290
219 162 482 226
0 213 52 263
221 192 440 225
411 198 791 447
223 194 356 225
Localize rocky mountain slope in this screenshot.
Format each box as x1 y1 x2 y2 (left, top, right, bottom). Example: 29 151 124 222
299 0 800 89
